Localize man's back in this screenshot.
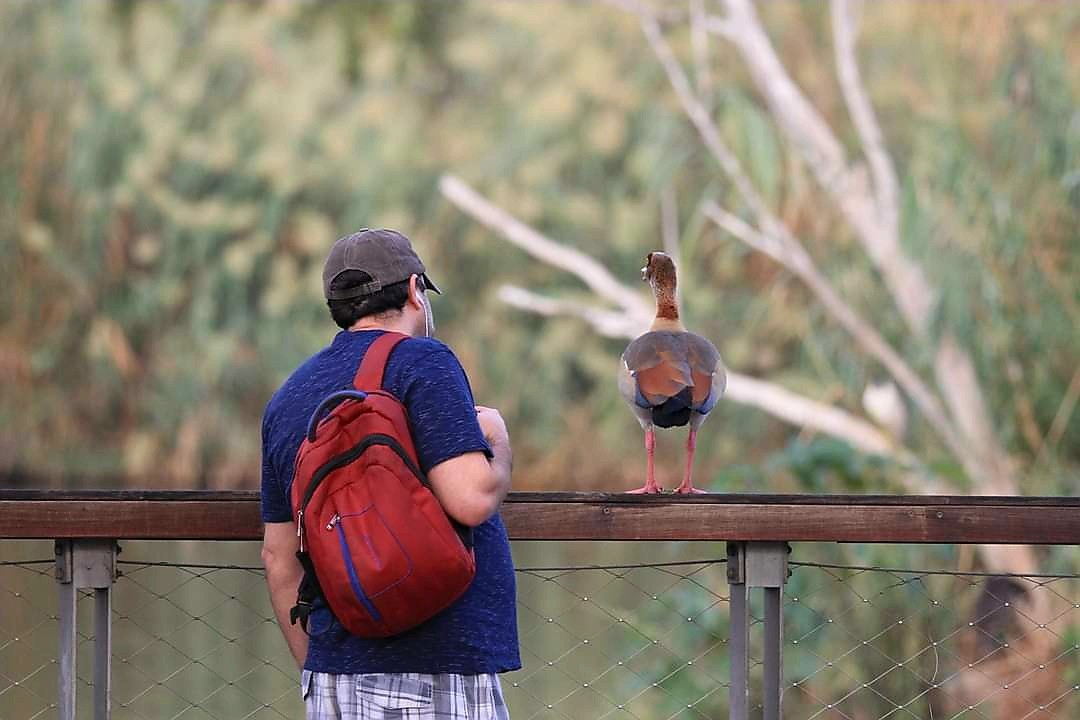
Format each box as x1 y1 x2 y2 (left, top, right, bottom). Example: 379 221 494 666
261 329 520 675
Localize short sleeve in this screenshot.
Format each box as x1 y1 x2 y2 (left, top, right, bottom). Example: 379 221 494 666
401 349 493 473
260 406 293 523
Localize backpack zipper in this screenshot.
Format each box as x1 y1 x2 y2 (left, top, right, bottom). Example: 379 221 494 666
326 513 340 531
298 434 426 516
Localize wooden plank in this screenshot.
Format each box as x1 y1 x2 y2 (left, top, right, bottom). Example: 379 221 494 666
499 502 1080 544
504 492 1080 507
1 497 1077 543
2 489 1077 506
0 489 261 501
0 501 264 540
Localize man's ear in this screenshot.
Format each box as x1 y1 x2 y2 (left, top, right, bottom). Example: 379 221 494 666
407 274 424 309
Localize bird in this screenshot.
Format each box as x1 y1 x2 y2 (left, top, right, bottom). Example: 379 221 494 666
618 252 726 494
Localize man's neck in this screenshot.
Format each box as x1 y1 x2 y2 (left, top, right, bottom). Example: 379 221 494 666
349 315 415 336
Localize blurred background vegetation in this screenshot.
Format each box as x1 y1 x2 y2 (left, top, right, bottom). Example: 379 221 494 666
1 0 1077 500
2 3 1078 718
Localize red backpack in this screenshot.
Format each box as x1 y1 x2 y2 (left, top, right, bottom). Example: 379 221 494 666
289 332 476 638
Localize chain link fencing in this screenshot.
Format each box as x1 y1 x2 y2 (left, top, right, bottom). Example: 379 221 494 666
1 540 1077 719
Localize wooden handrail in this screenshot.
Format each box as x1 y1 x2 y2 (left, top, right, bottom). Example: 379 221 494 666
1 491 1077 543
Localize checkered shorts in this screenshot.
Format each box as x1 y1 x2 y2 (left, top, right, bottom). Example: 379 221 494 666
302 670 511 720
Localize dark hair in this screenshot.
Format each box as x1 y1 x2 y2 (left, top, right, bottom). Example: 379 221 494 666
327 270 411 329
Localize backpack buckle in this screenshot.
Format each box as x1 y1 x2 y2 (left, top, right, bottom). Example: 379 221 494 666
290 600 312 632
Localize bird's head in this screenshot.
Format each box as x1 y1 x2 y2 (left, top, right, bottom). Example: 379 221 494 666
641 251 677 291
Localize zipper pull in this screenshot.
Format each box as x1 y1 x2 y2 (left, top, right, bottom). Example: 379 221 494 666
297 510 305 552
326 513 340 531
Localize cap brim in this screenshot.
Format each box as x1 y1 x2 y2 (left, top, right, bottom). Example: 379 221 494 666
421 272 441 295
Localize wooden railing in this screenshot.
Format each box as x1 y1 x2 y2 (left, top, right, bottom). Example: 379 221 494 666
2 490 1078 543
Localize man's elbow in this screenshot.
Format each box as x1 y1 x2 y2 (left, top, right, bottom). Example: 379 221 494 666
429 453 509 527
260 545 277 571
261 544 298 579
446 467 504 526
445 491 499 527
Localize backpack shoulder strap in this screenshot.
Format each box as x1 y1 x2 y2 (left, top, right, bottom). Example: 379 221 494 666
353 332 409 390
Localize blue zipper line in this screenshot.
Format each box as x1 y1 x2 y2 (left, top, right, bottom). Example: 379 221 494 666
335 525 383 623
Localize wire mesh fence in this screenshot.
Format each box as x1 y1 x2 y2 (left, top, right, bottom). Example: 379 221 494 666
0 555 57 720
784 561 1079 720
1 540 1077 720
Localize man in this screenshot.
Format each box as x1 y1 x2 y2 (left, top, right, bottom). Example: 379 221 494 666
260 228 519 719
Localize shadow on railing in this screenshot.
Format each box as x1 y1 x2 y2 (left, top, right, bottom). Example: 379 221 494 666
1 491 1078 720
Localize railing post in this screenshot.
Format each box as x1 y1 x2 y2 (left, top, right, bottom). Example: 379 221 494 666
56 541 76 720
727 541 790 720
56 539 118 720
726 542 748 720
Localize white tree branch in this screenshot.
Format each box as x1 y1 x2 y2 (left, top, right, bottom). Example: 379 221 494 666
723 0 851 192
830 0 899 242
934 335 1014 494
497 285 650 339
703 201 968 462
546 0 1029 579
632 2 998 489
628 0 1011 497
722 0 937 331
827 0 1021 499
439 175 654 320
725 372 897 458
689 0 713 104
829 0 934 329
703 15 735 40
706 1 1033 575
637 15 772 221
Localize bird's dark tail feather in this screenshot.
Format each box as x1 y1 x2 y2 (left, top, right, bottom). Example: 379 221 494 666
651 388 693 428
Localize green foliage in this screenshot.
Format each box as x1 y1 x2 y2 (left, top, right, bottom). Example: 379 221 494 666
1 8 1077 718
0 0 1076 502
766 438 897 494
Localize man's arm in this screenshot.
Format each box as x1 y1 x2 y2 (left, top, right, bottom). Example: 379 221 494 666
427 406 512 527
261 522 308 670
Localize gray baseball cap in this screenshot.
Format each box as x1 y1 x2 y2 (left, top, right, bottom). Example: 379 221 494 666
322 228 441 301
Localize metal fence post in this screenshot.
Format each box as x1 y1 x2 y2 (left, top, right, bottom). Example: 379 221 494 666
726 542 749 720
56 539 118 720
727 541 790 720
56 541 76 720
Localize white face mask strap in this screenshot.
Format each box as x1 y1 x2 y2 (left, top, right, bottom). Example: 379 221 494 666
424 294 434 337
418 279 434 338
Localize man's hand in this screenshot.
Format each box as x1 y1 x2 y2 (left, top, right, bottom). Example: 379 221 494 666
427 405 513 527
475 405 509 449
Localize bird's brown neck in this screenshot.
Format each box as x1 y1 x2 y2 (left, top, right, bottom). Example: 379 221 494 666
651 285 684 331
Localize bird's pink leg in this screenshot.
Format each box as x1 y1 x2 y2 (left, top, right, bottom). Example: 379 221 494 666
675 429 706 494
627 429 661 494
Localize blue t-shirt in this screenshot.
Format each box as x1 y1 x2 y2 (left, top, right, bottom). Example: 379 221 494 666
261 329 521 675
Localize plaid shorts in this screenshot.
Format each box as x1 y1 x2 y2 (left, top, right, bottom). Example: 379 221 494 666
302 670 511 720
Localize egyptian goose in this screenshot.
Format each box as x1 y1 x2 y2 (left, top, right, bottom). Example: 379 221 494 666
618 252 726 494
